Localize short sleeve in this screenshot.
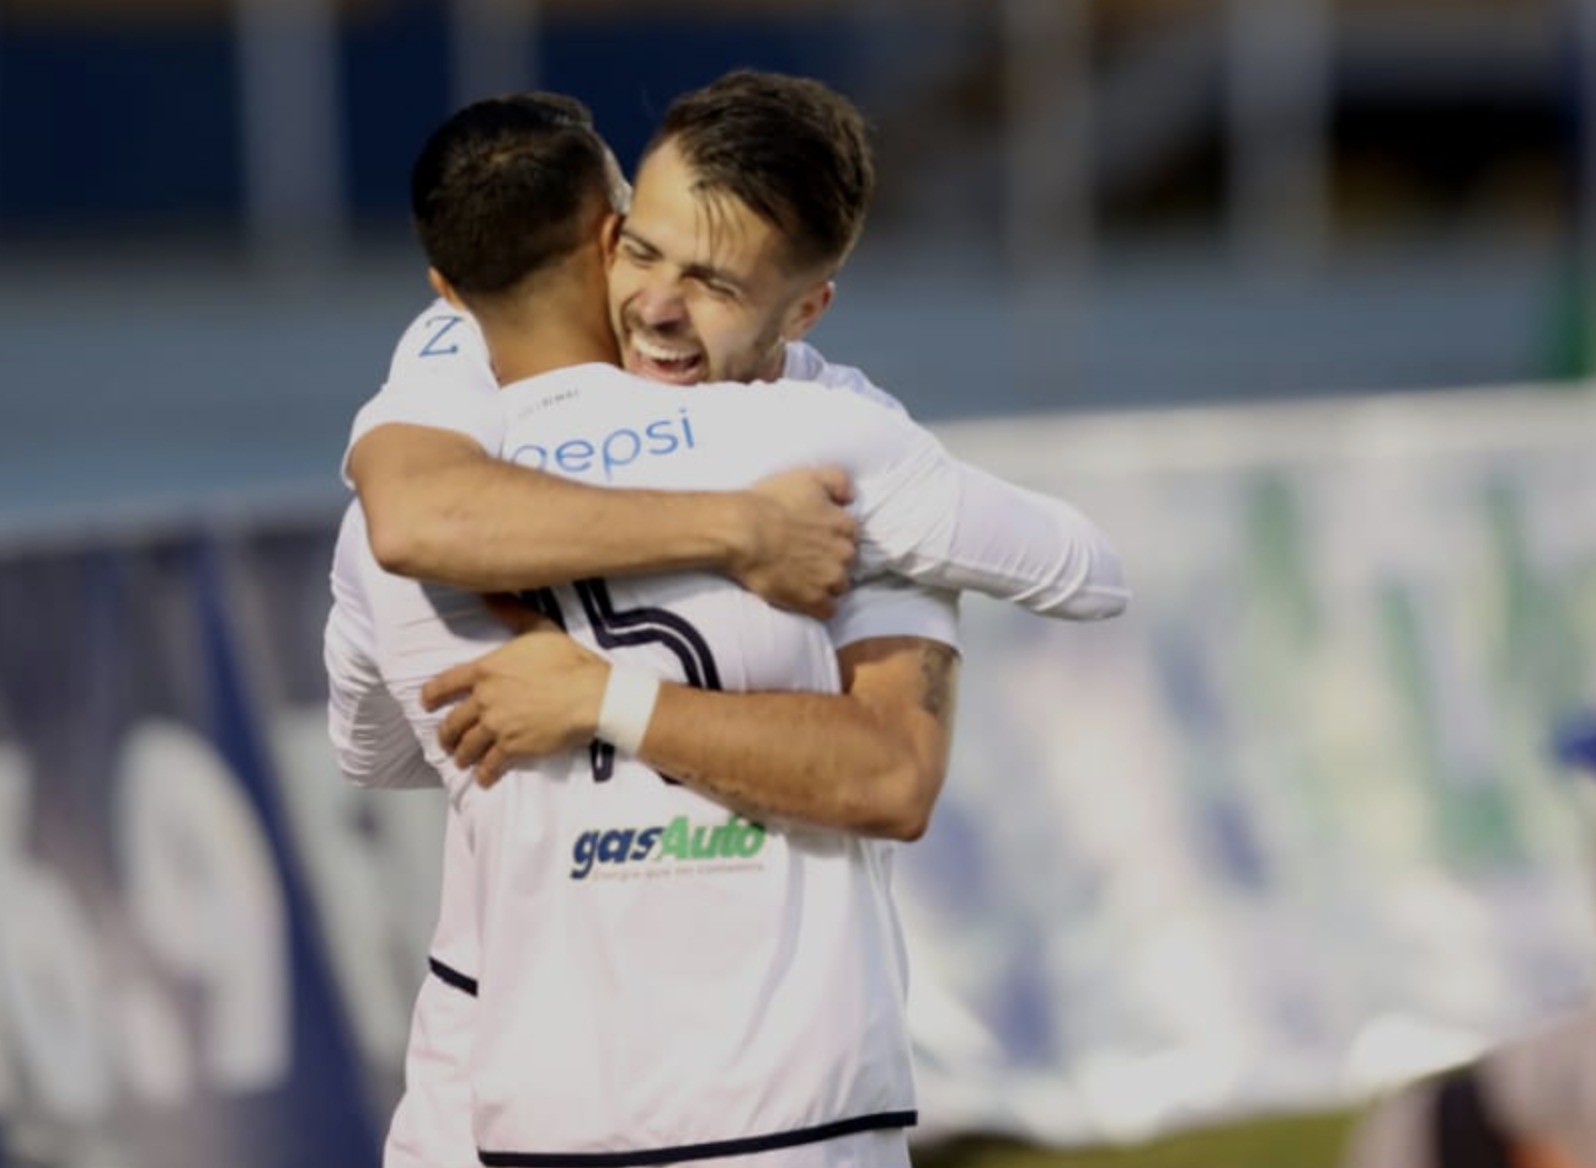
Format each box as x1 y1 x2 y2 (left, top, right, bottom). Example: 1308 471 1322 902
341 302 502 485
827 580 960 652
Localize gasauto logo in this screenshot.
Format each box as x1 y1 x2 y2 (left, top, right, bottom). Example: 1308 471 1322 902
570 814 766 881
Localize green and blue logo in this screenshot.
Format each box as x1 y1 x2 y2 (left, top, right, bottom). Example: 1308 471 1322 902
570 814 766 881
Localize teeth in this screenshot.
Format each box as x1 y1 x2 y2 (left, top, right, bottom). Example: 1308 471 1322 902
632 334 699 364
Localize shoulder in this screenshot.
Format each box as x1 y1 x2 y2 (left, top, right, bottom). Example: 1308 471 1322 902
501 363 648 420
781 341 908 415
385 299 493 387
344 301 499 466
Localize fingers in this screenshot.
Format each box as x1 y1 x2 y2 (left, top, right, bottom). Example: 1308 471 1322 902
437 697 496 770
437 696 478 751
834 512 858 547
475 745 510 788
790 587 839 621
815 464 855 506
484 593 554 633
810 573 849 617
422 663 477 712
826 524 856 592
451 722 496 770
437 693 507 778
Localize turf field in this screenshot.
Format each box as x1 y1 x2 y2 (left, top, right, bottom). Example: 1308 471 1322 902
916 1109 1357 1168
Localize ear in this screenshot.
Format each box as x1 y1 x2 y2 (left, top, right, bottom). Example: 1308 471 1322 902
782 279 836 344
428 266 467 310
600 213 623 266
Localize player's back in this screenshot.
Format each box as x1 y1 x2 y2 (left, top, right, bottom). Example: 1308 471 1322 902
464 365 923 1161
467 571 909 1158
498 363 923 497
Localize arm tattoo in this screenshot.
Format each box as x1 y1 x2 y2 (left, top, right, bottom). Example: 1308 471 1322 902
915 646 958 722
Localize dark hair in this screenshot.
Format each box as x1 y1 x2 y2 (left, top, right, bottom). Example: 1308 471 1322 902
410 92 613 295
645 70 876 273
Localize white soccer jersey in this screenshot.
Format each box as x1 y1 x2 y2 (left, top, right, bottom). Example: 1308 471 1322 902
458 576 913 1165
491 365 1127 621
327 508 488 1168
383 812 479 1168
336 304 970 1168
328 357 1127 1164
345 301 498 479
345 301 902 479
329 506 929 1168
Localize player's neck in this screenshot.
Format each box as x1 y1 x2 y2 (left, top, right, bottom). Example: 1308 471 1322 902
463 242 620 385
479 301 619 387
490 322 616 385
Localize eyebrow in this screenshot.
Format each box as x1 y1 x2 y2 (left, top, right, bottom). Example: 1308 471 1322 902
619 225 748 294
617 225 660 258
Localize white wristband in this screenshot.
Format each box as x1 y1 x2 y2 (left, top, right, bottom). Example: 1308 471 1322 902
596 666 660 756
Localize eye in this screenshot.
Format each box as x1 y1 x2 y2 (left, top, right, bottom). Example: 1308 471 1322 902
620 240 654 265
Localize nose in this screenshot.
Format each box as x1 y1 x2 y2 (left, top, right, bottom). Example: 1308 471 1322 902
630 271 687 331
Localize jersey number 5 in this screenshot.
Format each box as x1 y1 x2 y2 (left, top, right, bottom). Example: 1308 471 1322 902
522 580 720 783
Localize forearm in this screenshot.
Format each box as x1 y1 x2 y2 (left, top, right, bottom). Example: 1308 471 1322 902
936 464 1130 619
428 624 958 835
866 456 1130 621
629 637 956 840
637 686 935 841
351 424 753 591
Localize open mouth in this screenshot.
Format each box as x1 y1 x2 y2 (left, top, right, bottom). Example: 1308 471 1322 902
627 332 705 385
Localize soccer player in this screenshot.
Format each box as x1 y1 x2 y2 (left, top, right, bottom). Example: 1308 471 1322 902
328 88 1123 1168
340 85 966 1166
323 82 1123 1168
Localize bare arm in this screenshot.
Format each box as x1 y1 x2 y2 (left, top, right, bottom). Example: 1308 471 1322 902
422 624 958 842
637 637 956 840
350 423 857 617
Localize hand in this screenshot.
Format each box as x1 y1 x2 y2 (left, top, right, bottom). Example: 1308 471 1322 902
421 613 609 786
732 466 858 620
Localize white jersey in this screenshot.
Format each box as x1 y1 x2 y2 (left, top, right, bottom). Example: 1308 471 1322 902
344 300 902 482
457 367 1110 1164
327 354 1128 1164
329 506 930 1168
335 305 973 1168
489 365 1127 620
460 576 913 1164
331 364 1124 1164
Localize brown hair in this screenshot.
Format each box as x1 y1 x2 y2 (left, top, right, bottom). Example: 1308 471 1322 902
644 70 876 273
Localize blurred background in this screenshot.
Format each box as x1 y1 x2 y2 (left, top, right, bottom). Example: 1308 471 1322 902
1 1 1594 1166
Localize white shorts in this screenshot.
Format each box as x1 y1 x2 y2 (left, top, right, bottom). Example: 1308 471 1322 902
383 963 477 1168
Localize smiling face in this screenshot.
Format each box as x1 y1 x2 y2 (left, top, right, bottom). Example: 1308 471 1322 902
606 137 833 386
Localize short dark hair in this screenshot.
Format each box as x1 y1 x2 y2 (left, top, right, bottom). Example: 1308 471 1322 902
645 70 876 273
411 92 613 295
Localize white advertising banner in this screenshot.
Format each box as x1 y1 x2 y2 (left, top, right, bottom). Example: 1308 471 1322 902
902 385 1596 1144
